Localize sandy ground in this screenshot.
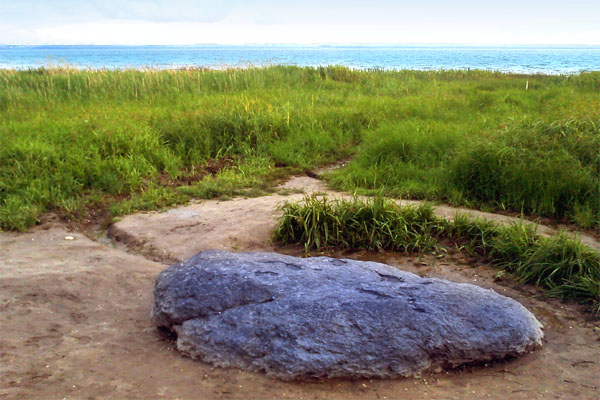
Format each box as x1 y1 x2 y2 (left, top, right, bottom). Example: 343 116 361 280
1 175 599 399
108 176 598 263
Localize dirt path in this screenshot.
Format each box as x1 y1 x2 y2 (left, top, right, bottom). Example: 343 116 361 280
1 175 599 399
110 175 599 261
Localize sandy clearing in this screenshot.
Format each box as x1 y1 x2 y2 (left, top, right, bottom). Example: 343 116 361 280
1 175 599 400
110 175 598 262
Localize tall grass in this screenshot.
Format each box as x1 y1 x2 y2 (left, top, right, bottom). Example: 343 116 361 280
449 214 600 314
274 195 443 252
449 120 599 223
274 196 600 314
1 67 599 230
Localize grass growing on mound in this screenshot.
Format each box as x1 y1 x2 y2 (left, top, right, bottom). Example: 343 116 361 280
274 195 444 253
274 196 600 314
1 66 599 230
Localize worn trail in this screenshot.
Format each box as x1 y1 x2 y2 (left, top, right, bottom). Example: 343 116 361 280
110 175 599 263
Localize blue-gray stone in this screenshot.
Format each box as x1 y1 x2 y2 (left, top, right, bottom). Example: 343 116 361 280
152 250 543 380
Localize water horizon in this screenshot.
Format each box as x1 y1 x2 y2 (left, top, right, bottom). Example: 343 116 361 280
1 44 599 74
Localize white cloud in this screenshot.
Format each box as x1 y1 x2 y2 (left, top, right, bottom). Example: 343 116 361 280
0 1 240 25
0 0 598 44
95 0 240 22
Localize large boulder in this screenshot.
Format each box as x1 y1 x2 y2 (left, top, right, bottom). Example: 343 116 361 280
152 250 543 380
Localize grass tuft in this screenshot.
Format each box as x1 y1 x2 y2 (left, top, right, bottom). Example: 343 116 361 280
274 195 443 253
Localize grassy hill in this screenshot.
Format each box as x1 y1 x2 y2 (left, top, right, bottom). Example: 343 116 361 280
1 66 598 231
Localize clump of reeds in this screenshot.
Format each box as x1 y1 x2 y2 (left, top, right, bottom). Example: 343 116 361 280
274 195 444 253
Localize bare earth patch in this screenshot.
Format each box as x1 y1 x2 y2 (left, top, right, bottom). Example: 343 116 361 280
1 175 599 399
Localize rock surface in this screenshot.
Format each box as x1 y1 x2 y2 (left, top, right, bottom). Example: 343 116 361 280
152 250 543 380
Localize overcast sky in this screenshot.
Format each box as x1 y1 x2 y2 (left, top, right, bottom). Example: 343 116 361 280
1 0 599 45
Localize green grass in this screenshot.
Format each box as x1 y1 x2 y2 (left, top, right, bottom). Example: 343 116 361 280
274 196 600 314
274 195 444 253
1 66 599 230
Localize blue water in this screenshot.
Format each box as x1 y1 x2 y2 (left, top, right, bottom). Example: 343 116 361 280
0 45 598 74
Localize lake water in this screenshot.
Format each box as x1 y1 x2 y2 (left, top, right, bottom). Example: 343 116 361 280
1 45 598 74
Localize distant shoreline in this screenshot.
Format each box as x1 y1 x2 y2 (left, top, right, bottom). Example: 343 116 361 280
1 45 598 74
0 65 597 76
2 44 600 48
